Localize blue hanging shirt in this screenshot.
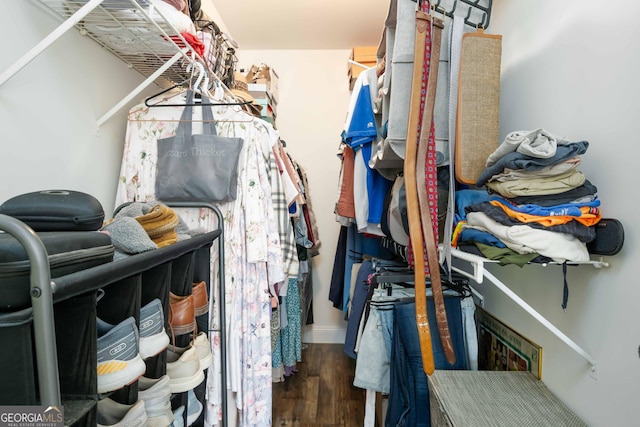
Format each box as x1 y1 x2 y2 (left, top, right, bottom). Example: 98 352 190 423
342 80 392 225
342 83 377 150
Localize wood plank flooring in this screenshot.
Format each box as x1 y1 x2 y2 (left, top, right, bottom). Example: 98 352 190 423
272 343 366 426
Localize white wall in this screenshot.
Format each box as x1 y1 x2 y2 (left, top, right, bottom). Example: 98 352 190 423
236 50 354 344
0 2 159 213
473 1 638 426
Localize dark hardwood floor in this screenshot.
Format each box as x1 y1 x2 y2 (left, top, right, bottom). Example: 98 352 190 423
272 343 366 426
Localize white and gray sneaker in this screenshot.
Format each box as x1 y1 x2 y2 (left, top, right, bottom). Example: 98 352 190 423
139 298 170 359
166 346 204 393
96 316 146 394
138 375 174 427
97 397 148 427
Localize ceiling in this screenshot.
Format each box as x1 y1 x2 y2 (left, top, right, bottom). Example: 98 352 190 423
204 0 391 50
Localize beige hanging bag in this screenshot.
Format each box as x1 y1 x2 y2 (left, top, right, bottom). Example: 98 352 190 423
455 28 502 185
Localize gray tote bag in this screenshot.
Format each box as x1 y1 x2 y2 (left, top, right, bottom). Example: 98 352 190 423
156 92 244 203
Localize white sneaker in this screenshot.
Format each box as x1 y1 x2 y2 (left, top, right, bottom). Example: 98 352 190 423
97 398 148 427
138 375 174 426
193 332 213 371
166 346 204 393
168 332 213 372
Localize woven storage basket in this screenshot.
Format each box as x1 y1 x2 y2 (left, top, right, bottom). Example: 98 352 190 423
429 371 588 427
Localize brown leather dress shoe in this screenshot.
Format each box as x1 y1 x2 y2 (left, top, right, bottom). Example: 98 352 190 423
192 281 209 317
168 292 196 337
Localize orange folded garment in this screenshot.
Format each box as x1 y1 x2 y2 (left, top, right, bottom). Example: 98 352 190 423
489 200 601 227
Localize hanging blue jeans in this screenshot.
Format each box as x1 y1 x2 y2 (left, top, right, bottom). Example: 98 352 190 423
385 297 468 427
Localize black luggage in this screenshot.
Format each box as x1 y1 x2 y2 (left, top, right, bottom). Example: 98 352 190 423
0 230 114 311
587 218 625 256
0 189 105 232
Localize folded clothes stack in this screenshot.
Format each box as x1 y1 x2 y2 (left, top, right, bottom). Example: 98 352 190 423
101 201 205 259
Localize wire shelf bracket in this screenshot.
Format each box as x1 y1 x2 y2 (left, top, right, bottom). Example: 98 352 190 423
450 247 599 375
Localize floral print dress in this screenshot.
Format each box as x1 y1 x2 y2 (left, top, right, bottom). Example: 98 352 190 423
115 92 283 426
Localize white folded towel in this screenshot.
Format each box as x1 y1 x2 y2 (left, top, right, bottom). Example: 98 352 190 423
485 128 570 167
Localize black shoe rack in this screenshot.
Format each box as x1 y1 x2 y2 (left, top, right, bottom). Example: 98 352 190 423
0 205 225 427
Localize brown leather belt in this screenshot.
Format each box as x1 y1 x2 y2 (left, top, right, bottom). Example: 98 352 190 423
415 16 456 366
404 9 435 375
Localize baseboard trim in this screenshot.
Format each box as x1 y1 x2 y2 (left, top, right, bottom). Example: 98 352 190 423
302 325 346 344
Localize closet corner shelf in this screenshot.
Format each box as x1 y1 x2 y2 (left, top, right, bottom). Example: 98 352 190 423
448 246 601 373
2 0 209 127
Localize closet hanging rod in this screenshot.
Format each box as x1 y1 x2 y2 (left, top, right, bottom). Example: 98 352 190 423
450 247 597 371
147 99 253 108
348 59 373 70
143 85 253 108
370 271 485 304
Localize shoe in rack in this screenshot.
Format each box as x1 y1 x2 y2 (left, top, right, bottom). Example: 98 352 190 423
138 375 174 426
166 346 204 393
139 298 170 359
191 281 209 317
96 316 146 394
168 292 196 338
169 331 213 372
168 390 202 427
97 397 148 427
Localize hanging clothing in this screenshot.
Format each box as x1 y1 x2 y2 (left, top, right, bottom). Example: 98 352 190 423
271 276 303 380
386 298 468 427
116 92 286 427
341 68 393 237
290 157 322 256
335 144 357 219
329 225 349 309
331 67 395 315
